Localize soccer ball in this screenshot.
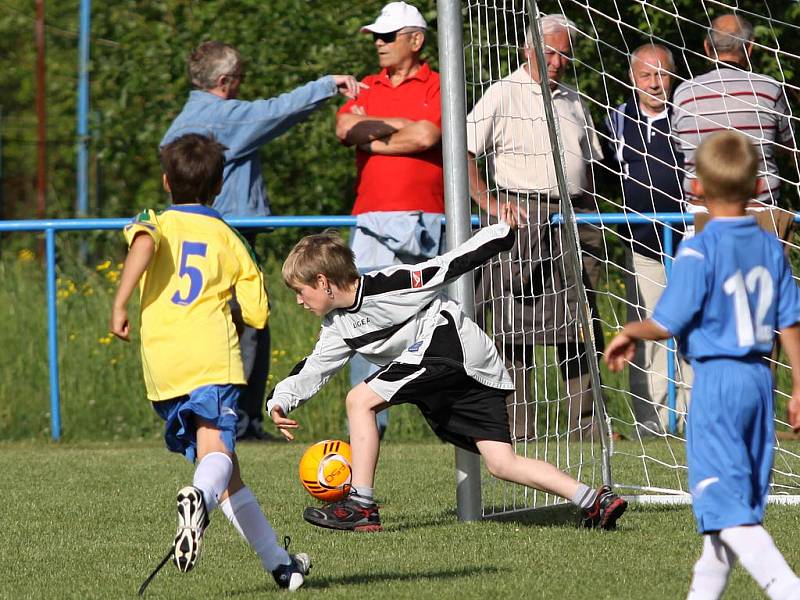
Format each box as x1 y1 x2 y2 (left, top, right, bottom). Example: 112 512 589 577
298 439 352 502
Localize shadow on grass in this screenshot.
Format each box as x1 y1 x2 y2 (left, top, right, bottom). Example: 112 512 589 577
386 508 459 532
630 503 691 515
310 565 502 588
224 565 502 595
386 504 595 531
483 498 689 527
483 502 581 528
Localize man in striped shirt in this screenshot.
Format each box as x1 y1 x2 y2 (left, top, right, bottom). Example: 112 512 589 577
672 14 795 214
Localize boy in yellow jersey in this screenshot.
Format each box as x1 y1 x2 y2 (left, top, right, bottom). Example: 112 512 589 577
110 133 310 591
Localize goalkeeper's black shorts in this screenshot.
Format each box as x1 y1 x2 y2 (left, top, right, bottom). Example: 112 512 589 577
365 358 511 453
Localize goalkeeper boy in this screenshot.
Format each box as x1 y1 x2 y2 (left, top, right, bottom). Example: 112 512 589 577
110 133 310 591
268 204 627 532
605 130 800 600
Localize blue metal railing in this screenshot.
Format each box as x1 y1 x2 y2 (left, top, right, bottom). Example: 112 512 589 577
0 212 791 439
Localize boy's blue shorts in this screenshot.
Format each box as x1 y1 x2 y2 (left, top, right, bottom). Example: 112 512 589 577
687 357 774 533
152 384 240 463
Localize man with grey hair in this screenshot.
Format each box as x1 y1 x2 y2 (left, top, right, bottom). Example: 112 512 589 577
605 43 691 437
673 14 797 430
162 40 362 441
672 14 796 213
467 14 605 441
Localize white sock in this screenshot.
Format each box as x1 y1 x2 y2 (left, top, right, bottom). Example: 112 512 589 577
687 533 735 600
720 525 800 600
219 486 290 571
572 483 597 510
350 485 374 506
192 452 233 513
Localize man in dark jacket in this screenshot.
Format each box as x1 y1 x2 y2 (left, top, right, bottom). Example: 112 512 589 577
605 43 692 436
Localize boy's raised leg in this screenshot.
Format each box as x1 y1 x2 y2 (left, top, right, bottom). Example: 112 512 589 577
173 423 235 573
475 439 627 530
303 383 386 532
718 526 800 600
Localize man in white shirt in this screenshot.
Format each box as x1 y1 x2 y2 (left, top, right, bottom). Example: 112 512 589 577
466 14 605 441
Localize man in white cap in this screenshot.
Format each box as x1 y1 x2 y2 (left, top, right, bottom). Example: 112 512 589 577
336 2 445 440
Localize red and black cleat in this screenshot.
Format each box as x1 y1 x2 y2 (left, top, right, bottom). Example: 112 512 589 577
303 497 382 532
581 485 628 530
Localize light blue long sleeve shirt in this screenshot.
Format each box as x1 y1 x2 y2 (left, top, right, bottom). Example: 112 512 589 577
161 76 338 217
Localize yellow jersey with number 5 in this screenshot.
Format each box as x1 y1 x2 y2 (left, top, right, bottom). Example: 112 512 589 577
123 205 268 401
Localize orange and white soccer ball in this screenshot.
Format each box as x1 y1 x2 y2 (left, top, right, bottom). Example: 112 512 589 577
298 439 352 502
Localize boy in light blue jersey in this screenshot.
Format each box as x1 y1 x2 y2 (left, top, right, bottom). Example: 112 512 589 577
111 133 309 591
606 130 800 600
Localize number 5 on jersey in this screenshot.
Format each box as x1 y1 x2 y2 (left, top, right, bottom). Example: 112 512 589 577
171 241 207 306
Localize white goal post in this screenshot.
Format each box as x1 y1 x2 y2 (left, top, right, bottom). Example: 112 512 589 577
437 0 800 519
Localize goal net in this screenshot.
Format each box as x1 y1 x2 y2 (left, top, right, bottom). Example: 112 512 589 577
459 0 800 517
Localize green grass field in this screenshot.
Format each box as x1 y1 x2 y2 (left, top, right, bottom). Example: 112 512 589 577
4 440 800 600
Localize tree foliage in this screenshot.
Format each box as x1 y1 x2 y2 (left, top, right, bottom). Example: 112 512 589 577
0 0 797 231
0 0 438 225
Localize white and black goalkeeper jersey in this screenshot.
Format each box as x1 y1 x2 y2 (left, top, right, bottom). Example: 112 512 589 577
267 222 517 416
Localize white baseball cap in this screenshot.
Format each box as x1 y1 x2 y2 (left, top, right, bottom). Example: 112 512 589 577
361 2 427 34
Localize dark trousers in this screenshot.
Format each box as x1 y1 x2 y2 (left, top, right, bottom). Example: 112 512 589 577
504 342 596 441
496 198 605 441
238 231 270 422
239 324 270 420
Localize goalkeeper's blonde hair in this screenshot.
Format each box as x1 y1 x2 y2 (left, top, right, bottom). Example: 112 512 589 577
282 230 359 290
695 130 759 204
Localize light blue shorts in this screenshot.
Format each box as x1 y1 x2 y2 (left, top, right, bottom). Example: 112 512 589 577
152 384 240 463
687 357 774 533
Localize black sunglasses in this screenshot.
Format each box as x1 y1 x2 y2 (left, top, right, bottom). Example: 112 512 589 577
372 30 414 44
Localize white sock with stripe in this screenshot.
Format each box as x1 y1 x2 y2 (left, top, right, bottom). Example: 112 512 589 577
192 451 233 513
350 485 375 506
572 483 597 510
220 486 291 571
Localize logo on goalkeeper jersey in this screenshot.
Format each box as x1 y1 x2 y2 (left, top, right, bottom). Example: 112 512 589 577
411 270 423 288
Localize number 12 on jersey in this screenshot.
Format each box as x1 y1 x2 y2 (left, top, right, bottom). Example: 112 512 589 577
171 241 208 306
723 266 774 347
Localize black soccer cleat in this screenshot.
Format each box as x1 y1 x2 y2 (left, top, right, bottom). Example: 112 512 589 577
272 539 312 592
173 485 209 572
581 485 627 530
303 496 382 532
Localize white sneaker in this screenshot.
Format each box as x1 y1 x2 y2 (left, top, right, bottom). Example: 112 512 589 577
272 550 312 591
173 486 208 573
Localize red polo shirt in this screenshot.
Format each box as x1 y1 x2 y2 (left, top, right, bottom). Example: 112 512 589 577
339 62 444 215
